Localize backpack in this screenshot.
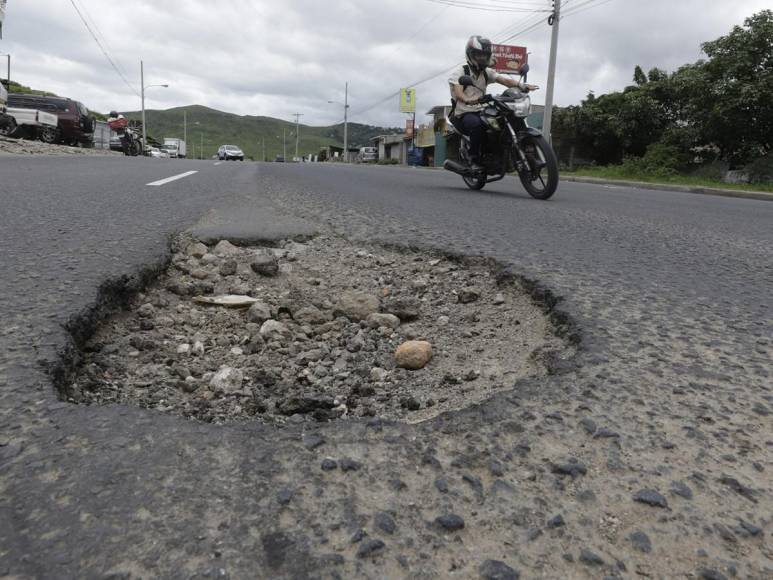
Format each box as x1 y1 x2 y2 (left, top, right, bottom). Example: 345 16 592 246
450 65 488 116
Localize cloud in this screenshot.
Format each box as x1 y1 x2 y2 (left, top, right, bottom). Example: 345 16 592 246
2 0 769 127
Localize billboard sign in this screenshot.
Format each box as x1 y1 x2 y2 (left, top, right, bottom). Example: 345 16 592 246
491 44 527 73
405 119 414 139
399 88 416 113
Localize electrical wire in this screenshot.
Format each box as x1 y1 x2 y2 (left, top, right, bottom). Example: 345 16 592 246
68 0 140 97
422 0 552 13
347 8 551 119
73 0 136 91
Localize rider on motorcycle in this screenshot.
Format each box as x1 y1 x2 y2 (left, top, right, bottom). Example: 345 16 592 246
449 36 538 172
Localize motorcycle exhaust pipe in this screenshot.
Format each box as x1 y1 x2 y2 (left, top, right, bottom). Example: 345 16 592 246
443 159 471 176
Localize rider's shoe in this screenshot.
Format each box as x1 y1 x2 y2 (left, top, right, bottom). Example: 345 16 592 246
468 158 485 174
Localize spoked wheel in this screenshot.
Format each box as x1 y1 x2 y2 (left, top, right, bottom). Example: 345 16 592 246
463 173 486 190
518 135 559 199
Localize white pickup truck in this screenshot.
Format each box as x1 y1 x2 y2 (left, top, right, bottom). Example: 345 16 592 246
0 101 59 143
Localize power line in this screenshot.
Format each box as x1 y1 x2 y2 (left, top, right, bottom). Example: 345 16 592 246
348 8 551 119
68 0 139 97
74 0 136 90
422 0 552 13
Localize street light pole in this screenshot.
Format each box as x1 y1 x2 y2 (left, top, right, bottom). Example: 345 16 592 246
141 60 146 147
140 60 169 149
343 81 349 162
292 113 303 160
543 0 561 143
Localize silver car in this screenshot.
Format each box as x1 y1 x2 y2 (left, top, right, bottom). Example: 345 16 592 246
218 144 244 161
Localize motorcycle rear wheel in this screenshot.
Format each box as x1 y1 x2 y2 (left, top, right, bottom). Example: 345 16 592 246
463 174 486 190
518 135 558 200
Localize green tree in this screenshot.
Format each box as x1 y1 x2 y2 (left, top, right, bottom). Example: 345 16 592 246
694 9 773 165
633 65 647 86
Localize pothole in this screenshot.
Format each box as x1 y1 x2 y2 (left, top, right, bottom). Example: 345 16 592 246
60 233 577 424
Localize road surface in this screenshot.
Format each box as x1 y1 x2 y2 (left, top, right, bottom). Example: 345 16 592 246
1 157 771 579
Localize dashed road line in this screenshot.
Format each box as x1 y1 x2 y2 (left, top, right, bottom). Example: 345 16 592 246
146 171 199 187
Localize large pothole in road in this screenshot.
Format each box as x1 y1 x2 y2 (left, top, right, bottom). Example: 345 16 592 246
63 234 576 424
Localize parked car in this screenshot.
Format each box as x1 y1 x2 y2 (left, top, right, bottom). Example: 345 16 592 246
6 93 95 146
218 144 244 161
274 155 285 162
146 146 169 158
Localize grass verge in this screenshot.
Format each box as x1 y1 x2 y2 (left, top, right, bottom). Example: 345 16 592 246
564 167 773 194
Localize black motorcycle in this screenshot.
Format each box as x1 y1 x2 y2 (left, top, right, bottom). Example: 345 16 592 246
443 71 559 199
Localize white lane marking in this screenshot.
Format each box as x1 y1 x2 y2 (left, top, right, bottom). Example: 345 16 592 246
214 162 223 166
146 170 199 187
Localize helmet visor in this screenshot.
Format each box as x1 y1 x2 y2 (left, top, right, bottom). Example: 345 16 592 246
470 49 491 69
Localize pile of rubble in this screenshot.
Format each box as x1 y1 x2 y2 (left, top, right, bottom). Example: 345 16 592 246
0 136 120 156
67 234 571 424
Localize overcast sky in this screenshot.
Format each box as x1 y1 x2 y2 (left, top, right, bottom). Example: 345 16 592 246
1 0 769 128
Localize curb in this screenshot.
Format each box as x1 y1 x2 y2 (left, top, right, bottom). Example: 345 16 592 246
561 175 773 202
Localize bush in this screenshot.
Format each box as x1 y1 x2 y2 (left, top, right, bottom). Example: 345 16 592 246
377 158 400 165
619 142 689 177
744 155 773 184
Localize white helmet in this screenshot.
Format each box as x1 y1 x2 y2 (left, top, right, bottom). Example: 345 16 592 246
466 36 493 71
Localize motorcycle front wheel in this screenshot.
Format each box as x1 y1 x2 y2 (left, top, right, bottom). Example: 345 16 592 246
517 135 558 200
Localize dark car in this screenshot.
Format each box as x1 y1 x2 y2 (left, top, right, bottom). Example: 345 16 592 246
6 93 95 147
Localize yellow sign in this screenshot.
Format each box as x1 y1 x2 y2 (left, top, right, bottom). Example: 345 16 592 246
399 88 416 113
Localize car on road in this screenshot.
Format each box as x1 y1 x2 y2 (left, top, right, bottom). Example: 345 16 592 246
217 144 244 161
146 146 169 159
6 93 95 147
274 155 285 162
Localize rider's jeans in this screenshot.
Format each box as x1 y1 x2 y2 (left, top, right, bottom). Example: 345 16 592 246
459 113 485 162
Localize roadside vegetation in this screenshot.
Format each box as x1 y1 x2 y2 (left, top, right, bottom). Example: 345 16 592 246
553 10 773 190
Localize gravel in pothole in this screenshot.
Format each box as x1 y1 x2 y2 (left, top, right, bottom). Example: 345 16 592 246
66 234 572 424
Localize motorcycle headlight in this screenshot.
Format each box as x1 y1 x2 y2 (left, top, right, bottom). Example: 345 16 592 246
507 96 532 118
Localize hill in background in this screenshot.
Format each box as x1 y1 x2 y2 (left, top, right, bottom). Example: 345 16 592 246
124 105 400 160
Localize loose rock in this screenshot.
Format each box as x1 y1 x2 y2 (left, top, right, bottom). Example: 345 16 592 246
213 240 240 256
334 291 380 321
479 559 520 580
395 341 433 370
633 489 669 509
209 367 244 394
435 514 465 531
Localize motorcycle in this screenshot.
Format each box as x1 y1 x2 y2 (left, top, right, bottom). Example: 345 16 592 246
443 66 559 199
107 116 144 157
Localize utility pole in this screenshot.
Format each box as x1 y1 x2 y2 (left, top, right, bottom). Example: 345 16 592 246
283 128 287 160
542 0 561 143
343 81 349 162
183 110 187 152
141 60 146 148
200 132 203 160
292 113 303 160
262 137 265 162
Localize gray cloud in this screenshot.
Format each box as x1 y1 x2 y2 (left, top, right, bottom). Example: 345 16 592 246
2 0 769 128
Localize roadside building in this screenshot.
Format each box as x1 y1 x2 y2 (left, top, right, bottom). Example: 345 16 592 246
370 133 409 164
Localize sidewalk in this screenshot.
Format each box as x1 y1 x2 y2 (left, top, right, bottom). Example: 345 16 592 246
562 174 773 202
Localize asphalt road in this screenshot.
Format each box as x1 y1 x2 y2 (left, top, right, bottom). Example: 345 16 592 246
1 157 771 579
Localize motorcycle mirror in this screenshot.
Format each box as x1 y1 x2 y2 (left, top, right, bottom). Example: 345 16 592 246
519 63 530 76
458 75 474 87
